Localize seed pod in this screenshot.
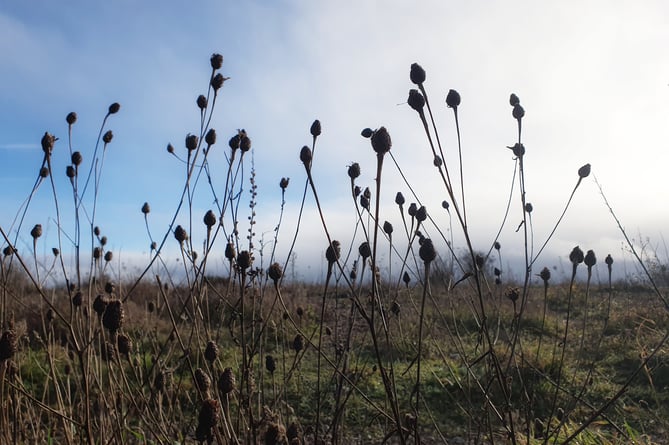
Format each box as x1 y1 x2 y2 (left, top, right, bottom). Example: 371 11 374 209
407 89 425 112
569 246 584 265
509 143 525 157
237 250 252 270
104 251 113 262
348 162 361 179
197 94 208 110
102 300 124 334
360 127 373 138
358 242 371 260
326 241 341 265
433 156 443 167
525 203 533 213
108 103 120 114
3 246 14 256
219 367 236 394
185 134 198 151
39 166 50 178
415 205 427 222
371 126 392 154
408 203 417 217
30 224 42 239
383 221 393 235
299 146 312 166
93 247 101 260
539 267 551 284
505 287 520 303
210 53 223 70
512 104 525 120
194 368 212 393
310 119 321 137
265 355 277 374
66 112 77 125
494 267 501 277
402 271 411 286
102 130 113 144
41 132 56 154
240 134 251 152
280 177 289 190
395 192 405 206
419 238 437 264
494 241 501 250
509 93 520 106
174 225 188 243
204 340 218 362
584 250 597 268
117 333 132 356
0 330 17 360
442 200 450 210
446 89 461 108
205 128 216 145
71 151 83 166
203 210 217 228
211 73 225 90
605 254 613 266
66 165 75 179
578 163 591 179
72 291 83 307
224 242 235 261
268 262 283 284
93 295 107 317
196 399 220 436
410 63 426 85
228 133 241 150
292 334 304 353
141 202 150 214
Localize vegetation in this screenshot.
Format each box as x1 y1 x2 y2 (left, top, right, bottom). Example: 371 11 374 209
1 53 667 444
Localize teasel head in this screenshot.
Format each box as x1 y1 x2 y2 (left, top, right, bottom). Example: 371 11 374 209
265 355 277 374
174 225 188 244
39 166 50 178
185 134 198 152
508 143 525 157
348 162 361 180
268 262 283 285
569 246 584 266
361 127 373 138
357 241 371 261
205 128 216 146
102 300 124 334
505 287 520 304
72 291 83 307
512 103 525 120
66 112 77 125
41 132 56 155
141 202 150 214
71 151 83 166
419 238 437 264
299 146 312 168
326 240 341 265
415 205 427 223
30 224 42 240
402 271 411 287
446 89 461 108
224 242 235 261
240 133 251 152
538 267 551 287
108 102 120 114
509 93 520 106
371 126 392 155
237 250 252 271
578 163 591 179
102 130 113 144
93 294 108 317
104 281 115 294
395 192 405 207
410 62 426 85
218 367 235 395
104 251 113 263
383 221 393 236
203 210 217 228
194 368 212 394
280 177 289 190
211 72 227 91
196 94 208 110
408 203 417 217
203 340 219 363
292 334 304 353
210 53 223 70
310 119 321 138
264 422 288 445
0 329 17 360
605 254 613 273
195 399 219 441
93 247 101 260
117 333 132 357
408 89 425 112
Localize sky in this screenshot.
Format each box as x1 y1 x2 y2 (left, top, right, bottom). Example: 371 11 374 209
1 0 668 285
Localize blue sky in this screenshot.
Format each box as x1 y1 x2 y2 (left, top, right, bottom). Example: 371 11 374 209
1 1 668 283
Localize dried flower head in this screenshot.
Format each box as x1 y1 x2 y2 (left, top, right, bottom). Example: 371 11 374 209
494 241 501 250
174 225 188 243
264 422 287 445
108 103 120 114
204 340 218 363
72 291 83 307
605 254 613 266
39 166 49 178
228 133 241 150
210 53 223 70
403 271 411 286
102 130 113 144
66 112 77 125
415 205 427 222
310 119 321 137
194 368 212 393
509 93 520 106
71 151 83 166
383 221 393 235
225 242 236 261
408 203 417 217
280 177 289 190
299 146 312 167
102 300 124 334
265 355 277 374
505 287 520 303
371 126 392 154
539 267 551 284
211 72 226 90
195 399 219 442
117 333 133 356
524 203 533 213
203 210 217 228
196 94 208 110
513 103 525 120
419 238 437 264
446 89 461 108
30 224 42 239
205 128 216 145
391 301 400 316
185 134 198 151
410 62 426 85
0 330 17 360
509 143 525 157
578 163 591 179
141 202 150 214
395 192 405 206
584 249 597 268
569 246 585 265
268 262 283 284
41 132 56 155
361 127 373 138
326 240 341 265
237 250 252 270
408 89 425 112
219 367 235 394
292 334 304 353
348 162 361 179
93 294 108 317
358 242 371 260
104 251 113 262
240 134 251 152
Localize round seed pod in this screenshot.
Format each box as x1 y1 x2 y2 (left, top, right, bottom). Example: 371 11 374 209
237 250 252 270
348 162 361 179
196 94 208 110
361 127 373 138
395 192 405 206
410 63 426 85
383 221 393 235
102 130 113 144
104 251 113 262
211 73 225 90
102 300 124 334
117 333 133 356
197 398 219 431
210 53 223 70
268 262 283 284
205 128 216 145
93 247 101 260
94 226 100 236
104 282 115 294
402 271 411 286
494 241 501 250
219 367 236 394
505 288 520 303
408 203 417 217
39 167 50 178
509 143 525 157
407 89 425 112
66 165 75 179
433 156 443 167
326 241 341 265
584 250 597 268
605 254 614 266
141 202 150 214
442 200 450 210
538 267 551 284
512 104 525 120
524 203 533 213
41 132 56 155
166 143 174 154
30 224 42 239
416 206 427 223
419 238 437 264
446 89 461 108
0 330 17 360
93 295 108 317
224 242 235 261
509 93 520 106
204 340 218 363
240 134 251 152
108 103 120 114
71 151 83 166
310 119 321 137
569 246 584 265
228 133 241 150
578 163 591 179
3 246 15 256
174 225 188 243
292 334 304 353
194 368 212 393
280 177 289 190
299 146 312 166
203 210 217 228
72 291 83 307
66 112 77 125
265 355 277 374
371 127 392 154
358 242 371 260
185 134 198 151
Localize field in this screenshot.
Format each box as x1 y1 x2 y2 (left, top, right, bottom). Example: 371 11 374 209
1 54 668 444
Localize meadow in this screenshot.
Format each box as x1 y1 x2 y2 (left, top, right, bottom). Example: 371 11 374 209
1 54 668 444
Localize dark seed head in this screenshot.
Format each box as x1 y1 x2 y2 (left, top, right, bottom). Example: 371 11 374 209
509 143 525 157
299 146 312 166
408 89 425 112
102 130 113 144
578 163 591 179
30 224 42 239
210 53 223 70
584 250 597 268
108 103 120 114
358 242 371 260
71 151 83 166
204 340 218 363
265 355 277 374
185 134 198 151
268 262 283 284
525 203 533 213
605 254 613 266
348 162 361 179
371 127 392 154
310 119 321 137
102 300 124 334
93 247 101 260
0 330 17 360
66 165 76 179
225 242 236 261
41 132 56 155
237 250 252 270
240 134 251 152
383 221 393 235
446 89 461 108
174 225 188 244
66 112 77 125
419 238 436 264
219 367 235 394
513 104 525 120
402 271 411 286
72 291 83 307
211 72 226 91
203 210 217 228
39 166 50 178
197 94 208 110
292 334 304 352
326 241 341 265
408 203 417 217
280 177 289 190
415 205 427 222
205 128 216 145
539 267 551 283
104 251 113 262
505 287 520 303
509 93 520 106
569 246 585 265
442 200 450 210
117 333 132 356
361 127 373 138
410 63 426 85
141 202 150 214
